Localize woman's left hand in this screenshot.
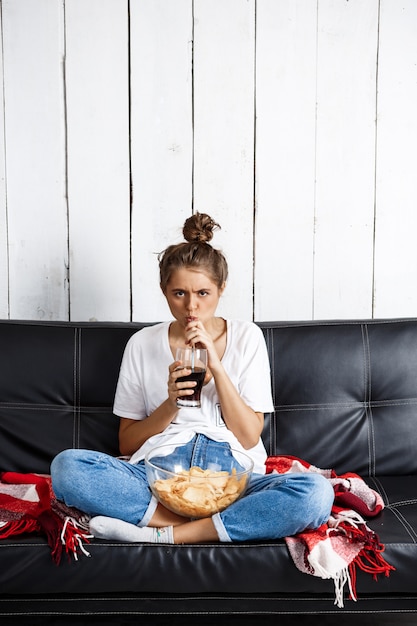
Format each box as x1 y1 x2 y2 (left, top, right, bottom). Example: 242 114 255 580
184 319 221 372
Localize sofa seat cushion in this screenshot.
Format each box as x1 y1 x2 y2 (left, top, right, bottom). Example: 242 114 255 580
0 476 415 597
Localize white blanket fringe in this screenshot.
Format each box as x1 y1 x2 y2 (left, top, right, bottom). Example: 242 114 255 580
61 516 93 560
333 566 357 608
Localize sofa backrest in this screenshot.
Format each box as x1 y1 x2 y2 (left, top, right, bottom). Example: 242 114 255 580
0 321 141 474
259 319 417 476
1 319 416 476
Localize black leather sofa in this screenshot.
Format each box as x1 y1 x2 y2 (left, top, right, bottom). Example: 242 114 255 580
0 318 416 618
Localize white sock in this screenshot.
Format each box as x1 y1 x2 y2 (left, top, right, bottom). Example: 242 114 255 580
89 516 174 544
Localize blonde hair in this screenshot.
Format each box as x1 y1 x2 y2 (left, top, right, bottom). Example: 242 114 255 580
159 213 228 293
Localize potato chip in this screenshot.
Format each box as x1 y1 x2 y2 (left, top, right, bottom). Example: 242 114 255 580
152 466 248 518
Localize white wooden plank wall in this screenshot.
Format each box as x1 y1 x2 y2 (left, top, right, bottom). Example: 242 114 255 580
373 0 417 317
313 0 379 319
0 9 7 319
2 0 68 320
130 0 193 322
255 0 318 320
193 0 255 320
65 0 130 321
1 0 417 323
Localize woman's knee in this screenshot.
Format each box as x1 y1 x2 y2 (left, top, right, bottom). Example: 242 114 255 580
51 448 80 475
50 449 88 497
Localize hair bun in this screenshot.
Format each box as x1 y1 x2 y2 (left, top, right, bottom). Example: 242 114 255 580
183 212 220 244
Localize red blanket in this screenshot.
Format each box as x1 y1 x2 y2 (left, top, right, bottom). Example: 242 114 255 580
265 455 395 608
0 472 92 564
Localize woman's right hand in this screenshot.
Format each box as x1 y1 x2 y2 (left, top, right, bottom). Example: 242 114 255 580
119 359 199 456
119 361 191 456
167 360 196 407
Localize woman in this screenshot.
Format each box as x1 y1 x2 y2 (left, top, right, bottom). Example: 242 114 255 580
51 213 333 544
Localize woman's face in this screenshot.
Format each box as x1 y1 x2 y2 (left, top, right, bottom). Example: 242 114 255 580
164 267 225 328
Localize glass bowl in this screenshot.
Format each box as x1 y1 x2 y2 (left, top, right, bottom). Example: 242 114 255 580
145 442 253 519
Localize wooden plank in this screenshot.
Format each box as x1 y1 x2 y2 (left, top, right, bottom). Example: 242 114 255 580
373 0 417 317
0 8 8 319
2 0 68 320
193 0 255 320
313 0 379 319
130 0 193 321
65 0 130 321
255 0 317 321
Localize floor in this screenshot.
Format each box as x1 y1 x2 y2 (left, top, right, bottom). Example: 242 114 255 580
6 614 417 626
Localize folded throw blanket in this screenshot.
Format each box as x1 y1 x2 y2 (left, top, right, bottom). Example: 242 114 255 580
0 472 92 564
265 455 395 608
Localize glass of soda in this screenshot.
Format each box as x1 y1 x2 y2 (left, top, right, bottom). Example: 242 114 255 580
175 347 207 408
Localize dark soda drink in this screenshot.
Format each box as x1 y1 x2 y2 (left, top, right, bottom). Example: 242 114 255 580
176 367 206 407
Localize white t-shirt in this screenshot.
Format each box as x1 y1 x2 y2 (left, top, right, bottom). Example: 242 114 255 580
113 320 274 473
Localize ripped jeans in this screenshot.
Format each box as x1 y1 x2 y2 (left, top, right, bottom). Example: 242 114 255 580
51 435 334 542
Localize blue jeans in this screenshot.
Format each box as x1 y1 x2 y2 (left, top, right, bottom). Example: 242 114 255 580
51 435 334 542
